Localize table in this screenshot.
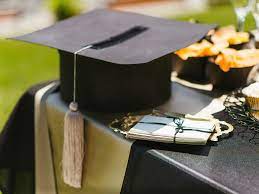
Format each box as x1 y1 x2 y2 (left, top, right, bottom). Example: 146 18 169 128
46 82 259 194
1 82 259 194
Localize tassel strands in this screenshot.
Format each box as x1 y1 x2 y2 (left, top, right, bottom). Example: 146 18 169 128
62 45 92 188
63 102 84 188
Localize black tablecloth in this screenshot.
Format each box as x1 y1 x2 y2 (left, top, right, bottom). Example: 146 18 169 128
121 111 259 194
121 84 259 194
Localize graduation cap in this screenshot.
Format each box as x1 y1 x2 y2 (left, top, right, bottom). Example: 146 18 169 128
14 9 215 113
13 9 215 188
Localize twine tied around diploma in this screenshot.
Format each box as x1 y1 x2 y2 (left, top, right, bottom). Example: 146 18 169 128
62 45 92 188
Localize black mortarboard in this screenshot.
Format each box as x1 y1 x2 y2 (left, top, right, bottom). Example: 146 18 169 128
14 9 215 112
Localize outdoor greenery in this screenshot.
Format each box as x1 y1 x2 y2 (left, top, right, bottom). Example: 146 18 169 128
209 0 229 6
48 0 82 20
0 4 256 131
0 40 58 130
175 5 255 31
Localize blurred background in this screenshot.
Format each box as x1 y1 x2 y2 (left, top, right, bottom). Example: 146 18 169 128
0 0 257 130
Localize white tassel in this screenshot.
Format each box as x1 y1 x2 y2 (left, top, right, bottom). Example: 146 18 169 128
62 102 84 188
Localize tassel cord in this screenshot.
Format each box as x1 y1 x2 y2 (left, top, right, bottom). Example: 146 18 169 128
62 45 92 188
73 45 92 103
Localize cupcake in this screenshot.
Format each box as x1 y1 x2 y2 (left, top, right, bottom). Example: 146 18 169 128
172 54 207 82
211 25 253 50
242 82 259 111
173 39 227 82
207 49 259 90
173 26 255 84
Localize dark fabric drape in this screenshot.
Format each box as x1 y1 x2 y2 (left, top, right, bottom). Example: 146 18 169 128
0 81 54 194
